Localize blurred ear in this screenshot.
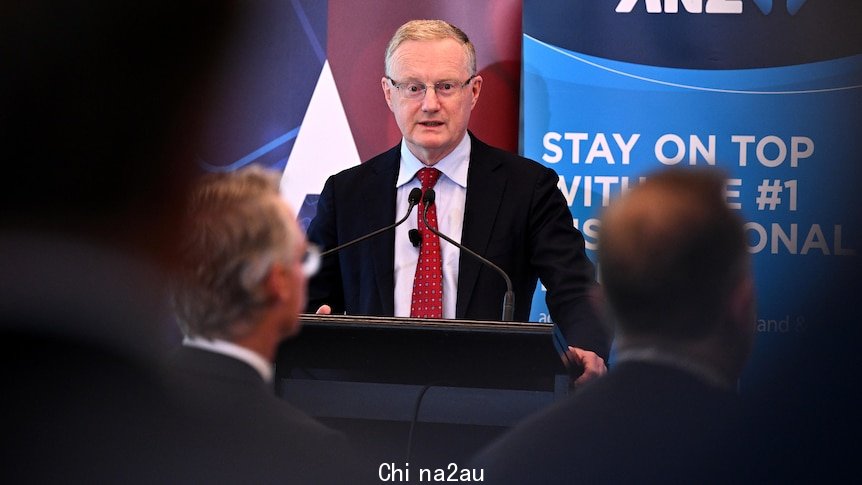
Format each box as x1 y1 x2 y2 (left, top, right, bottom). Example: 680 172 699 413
263 262 293 302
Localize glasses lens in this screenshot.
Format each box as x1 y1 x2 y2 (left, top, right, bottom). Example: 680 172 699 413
403 82 425 99
435 81 457 95
394 77 470 99
301 244 321 277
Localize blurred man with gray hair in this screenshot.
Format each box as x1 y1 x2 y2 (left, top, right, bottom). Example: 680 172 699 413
170 166 362 484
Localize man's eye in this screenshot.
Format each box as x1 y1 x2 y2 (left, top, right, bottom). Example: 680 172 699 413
406 84 424 93
439 82 456 91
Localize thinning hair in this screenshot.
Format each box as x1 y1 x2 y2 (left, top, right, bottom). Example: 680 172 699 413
598 167 749 340
384 19 476 78
172 166 298 340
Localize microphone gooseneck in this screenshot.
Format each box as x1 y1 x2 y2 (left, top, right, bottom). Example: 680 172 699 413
320 187 423 258
421 189 515 321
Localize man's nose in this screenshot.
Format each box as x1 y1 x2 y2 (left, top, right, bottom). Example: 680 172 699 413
420 86 441 111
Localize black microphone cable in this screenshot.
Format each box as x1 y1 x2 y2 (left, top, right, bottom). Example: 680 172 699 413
405 380 446 463
420 189 515 321
320 187 423 258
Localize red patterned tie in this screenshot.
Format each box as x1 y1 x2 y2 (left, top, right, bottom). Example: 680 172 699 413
411 167 443 319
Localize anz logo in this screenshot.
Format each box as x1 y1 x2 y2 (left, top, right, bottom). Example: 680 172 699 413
615 0 808 15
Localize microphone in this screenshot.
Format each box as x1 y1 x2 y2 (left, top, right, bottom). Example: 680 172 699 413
320 187 423 258
420 189 515 321
408 229 422 248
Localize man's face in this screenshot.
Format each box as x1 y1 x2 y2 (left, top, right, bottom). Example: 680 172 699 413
382 38 482 166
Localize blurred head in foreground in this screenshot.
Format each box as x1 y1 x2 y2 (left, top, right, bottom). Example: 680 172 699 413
599 167 755 387
173 166 315 359
1 1 239 268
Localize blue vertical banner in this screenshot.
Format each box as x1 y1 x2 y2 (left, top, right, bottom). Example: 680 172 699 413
523 0 862 380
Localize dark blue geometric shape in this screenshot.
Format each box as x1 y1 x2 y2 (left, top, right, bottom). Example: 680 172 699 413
787 0 807 15
297 193 320 232
755 0 808 15
752 0 772 15
197 1 328 171
266 157 289 174
291 0 326 64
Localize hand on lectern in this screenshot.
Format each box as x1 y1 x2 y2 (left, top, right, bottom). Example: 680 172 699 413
567 346 606 387
315 305 332 315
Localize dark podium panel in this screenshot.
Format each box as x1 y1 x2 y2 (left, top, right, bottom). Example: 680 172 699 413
275 314 572 428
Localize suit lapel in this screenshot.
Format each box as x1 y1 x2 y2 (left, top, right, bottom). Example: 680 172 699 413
456 135 507 318
366 145 400 315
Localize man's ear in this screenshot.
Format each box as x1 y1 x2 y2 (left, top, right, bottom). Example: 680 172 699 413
469 74 483 110
382 76 395 111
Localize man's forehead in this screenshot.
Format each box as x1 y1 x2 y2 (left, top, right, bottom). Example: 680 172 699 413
390 39 469 74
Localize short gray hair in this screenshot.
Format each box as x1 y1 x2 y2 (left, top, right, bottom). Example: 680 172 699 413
172 165 299 339
384 19 476 78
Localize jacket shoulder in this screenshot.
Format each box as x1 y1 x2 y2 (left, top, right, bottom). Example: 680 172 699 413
327 143 399 184
470 134 555 177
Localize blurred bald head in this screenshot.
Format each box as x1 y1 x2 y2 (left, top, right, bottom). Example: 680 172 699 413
599 168 751 342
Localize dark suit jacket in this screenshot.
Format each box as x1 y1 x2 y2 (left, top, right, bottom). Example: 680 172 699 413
168 347 366 484
472 361 747 484
307 133 610 359
3 236 328 483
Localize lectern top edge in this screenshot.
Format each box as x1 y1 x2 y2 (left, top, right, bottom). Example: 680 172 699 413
299 313 554 334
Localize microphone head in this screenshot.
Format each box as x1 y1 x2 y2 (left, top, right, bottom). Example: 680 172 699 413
407 187 423 205
408 228 422 247
422 188 436 205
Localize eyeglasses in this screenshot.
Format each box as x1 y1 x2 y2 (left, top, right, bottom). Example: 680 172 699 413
387 75 476 100
300 244 321 277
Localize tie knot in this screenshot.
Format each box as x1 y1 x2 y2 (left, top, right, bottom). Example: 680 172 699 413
417 167 442 190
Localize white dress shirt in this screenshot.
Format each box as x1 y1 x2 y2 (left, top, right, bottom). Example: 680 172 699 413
393 135 470 319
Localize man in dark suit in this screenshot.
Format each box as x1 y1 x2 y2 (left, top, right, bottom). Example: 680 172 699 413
307 19 610 379
169 166 364 484
471 168 757 484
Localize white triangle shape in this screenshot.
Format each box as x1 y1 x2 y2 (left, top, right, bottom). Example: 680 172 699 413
280 59 360 213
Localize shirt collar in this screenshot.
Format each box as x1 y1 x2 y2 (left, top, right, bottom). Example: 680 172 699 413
182 335 274 383
614 346 735 392
396 134 470 188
